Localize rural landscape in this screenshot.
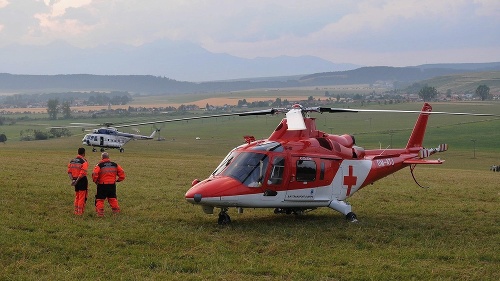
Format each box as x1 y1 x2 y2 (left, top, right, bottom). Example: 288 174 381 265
1 78 499 280
2 1 499 280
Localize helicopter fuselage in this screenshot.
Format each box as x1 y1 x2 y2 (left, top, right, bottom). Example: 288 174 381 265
185 103 446 223
81 127 156 152
82 133 131 149
186 120 417 209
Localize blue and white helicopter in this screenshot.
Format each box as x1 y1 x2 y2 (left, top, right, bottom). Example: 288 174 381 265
81 126 157 152
52 122 158 152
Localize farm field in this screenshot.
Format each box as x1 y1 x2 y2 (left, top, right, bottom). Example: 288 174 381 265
0 85 379 113
0 101 499 280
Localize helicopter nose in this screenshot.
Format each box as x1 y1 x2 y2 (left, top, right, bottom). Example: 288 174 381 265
185 185 204 204
185 183 200 203
185 176 241 204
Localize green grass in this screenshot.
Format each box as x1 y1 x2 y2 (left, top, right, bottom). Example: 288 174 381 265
1 101 499 280
130 85 383 105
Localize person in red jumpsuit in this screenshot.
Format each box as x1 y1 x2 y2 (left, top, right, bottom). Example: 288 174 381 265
92 152 125 217
67 147 89 215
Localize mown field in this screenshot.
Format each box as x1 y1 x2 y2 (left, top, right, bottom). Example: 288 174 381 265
0 101 499 280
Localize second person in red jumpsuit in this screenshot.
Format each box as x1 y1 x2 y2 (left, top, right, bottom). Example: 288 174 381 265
92 152 125 217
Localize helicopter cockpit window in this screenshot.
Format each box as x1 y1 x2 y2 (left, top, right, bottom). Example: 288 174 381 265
296 159 316 182
212 149 239 176
250 141 283 152
268 156 285 185
222 152 269 188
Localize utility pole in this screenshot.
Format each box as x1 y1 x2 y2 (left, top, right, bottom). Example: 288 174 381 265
389 130 394 148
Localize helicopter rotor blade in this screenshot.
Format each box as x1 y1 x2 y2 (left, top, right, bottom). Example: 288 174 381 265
237 108 277 116
317 107 500 117
49 122 116 129
70 122 102 126
113 109 278 128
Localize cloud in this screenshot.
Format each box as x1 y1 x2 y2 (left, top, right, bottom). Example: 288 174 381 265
0 0 498 67
201 0 500 65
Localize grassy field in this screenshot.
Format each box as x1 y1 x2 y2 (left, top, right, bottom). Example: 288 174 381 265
129 85 383 107
425 71 500 93
0 101 499 280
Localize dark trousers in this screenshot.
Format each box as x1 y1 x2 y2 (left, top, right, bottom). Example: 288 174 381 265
96 183 117 199
95 183 120 216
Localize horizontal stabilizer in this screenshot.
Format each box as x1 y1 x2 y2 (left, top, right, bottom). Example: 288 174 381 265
418 144 448 158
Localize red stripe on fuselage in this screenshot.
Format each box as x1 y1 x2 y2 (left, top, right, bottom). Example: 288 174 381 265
185 176 264 199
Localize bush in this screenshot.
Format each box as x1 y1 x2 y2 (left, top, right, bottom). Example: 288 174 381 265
49 128 72 138
34 130 49 140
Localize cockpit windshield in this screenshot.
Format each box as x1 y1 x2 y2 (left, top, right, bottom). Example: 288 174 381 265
221 152 269 187
212 149 239 177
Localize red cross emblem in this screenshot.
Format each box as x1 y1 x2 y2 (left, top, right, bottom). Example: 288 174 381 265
343 165 357 196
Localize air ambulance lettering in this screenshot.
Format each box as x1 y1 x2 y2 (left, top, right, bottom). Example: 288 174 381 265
285 188 316 201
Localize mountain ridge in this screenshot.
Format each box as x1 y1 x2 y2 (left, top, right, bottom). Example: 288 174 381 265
0 39 359 82
1 63 498 95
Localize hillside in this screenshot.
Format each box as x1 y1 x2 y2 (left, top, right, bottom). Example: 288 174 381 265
298 63 500 88
0 63 499 95
416 71 500 93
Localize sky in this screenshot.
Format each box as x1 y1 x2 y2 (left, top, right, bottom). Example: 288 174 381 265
0 0 499 67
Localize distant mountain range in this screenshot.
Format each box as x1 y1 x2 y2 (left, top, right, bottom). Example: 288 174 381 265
0 63 498 95
0 40 359 82
0 39 499 94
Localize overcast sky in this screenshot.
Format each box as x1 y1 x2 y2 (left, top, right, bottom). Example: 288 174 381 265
0 0 499 67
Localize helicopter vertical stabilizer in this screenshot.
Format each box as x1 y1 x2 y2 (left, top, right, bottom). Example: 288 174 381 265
406 103 432 149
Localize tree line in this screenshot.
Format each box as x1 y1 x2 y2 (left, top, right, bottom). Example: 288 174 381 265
1 91 132 108
417 84 491 102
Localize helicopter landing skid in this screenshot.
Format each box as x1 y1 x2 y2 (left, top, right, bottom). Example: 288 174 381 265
273 208 316 215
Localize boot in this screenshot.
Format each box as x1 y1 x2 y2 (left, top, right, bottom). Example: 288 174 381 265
108 198 120 214
95 199 105 217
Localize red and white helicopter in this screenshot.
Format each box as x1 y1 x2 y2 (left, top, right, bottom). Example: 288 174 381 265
182 103 498 224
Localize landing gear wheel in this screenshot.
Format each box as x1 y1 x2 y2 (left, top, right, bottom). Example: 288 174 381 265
217 209 231 225
100 148 105 152
92 148 96 152
119 148 124 153
346 212 358 223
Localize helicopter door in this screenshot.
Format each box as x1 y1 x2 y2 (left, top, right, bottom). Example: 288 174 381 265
100 136 104 146
261 156 285 201
313 160 335 201
285 157 318 202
